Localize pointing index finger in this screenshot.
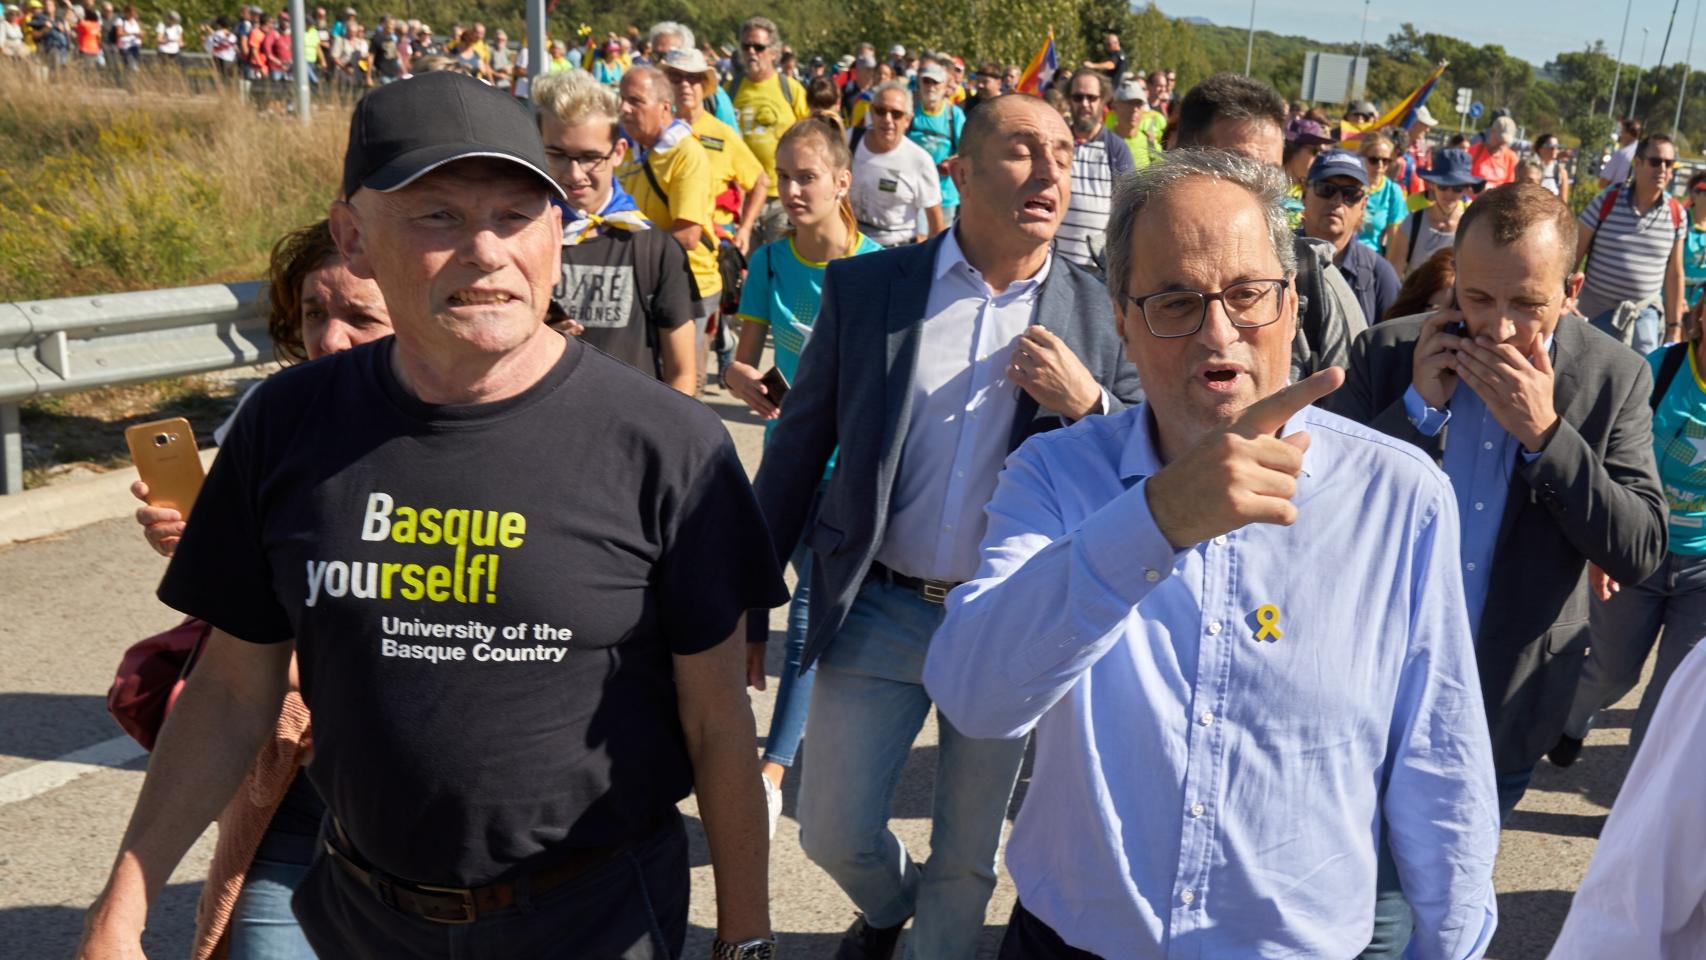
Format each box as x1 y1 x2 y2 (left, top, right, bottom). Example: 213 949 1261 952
1230 367 1345 439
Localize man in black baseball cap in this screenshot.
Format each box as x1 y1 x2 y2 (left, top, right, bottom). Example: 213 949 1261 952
338 69 564 201
77 71 785 960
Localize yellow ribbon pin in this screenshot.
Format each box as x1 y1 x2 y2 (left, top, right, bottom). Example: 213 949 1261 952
1255 604 1284 642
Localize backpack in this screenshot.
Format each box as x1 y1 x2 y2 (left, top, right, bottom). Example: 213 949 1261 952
1585 185 1684 268
636 154 743 308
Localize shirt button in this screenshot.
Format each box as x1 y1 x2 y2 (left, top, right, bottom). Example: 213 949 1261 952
1200 710 1214 726
1474 501 1485 511
1207 621 1222 635
1190 802 1205 818
956 469 965 479
1213 535 1228 546
1144 569 1160 583
1180 889 1196 905
943 523 953 532
1483 441 1494 451
1465 561 1477 572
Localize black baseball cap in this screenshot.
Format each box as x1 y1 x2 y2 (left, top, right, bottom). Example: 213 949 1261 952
339 72 565 202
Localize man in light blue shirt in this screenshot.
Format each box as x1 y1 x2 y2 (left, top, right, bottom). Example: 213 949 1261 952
924 148 1500 958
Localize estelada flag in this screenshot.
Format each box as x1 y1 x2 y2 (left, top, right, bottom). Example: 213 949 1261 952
1016 28 1057 96
1340 61 1449 149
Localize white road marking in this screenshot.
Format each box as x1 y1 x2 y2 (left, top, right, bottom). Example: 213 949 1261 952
0 736 146 806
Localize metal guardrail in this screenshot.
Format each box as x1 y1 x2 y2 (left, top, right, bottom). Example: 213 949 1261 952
0 283 273 494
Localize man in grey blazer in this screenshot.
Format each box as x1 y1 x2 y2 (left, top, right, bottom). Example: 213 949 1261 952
1331 183 1666 955
749 95 1142 959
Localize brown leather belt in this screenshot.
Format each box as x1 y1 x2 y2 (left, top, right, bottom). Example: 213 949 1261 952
323 818 640 924
870 562 964 605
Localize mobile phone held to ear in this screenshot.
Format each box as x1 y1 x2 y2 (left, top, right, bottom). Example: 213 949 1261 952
1445 287 1468 338
125 418 205 518
760 366 791 407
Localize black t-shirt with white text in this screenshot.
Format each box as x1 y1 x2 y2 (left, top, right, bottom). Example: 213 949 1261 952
158 335 788 885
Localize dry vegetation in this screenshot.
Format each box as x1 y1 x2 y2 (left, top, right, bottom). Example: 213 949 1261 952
0 60 348 301
1 64 334 485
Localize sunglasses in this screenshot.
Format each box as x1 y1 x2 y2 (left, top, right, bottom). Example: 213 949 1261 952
741 42 769 52
1433 183 1469 193
1069 94 1103 104
1364 156 1392 167
1311 181 1366 205
870 106 907 119
1646 157 1679 169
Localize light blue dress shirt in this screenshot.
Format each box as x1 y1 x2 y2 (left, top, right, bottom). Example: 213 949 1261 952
924 403 1500 959
1402 359 1548 632
874 228 1051 583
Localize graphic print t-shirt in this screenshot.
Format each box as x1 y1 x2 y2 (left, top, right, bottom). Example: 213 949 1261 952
157 336 789 885
556 227 694 377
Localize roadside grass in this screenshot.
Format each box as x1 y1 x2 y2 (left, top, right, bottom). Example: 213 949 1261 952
0 60 347 301
2 63 335 486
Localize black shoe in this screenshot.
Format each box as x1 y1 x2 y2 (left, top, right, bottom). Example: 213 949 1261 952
1548 733 1585 768
832 913 906 960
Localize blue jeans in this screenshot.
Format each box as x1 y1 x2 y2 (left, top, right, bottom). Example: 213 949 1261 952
1589 303 1663 355
1496 768 1534 823
1358 834 1415 959
798 577 1028 960
230 857 317 960
762 540 817 767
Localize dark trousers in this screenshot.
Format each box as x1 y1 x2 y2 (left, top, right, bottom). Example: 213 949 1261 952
292 811 689 959
998 900 1102 960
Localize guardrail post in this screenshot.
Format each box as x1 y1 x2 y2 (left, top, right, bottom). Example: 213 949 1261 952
1 403 20 495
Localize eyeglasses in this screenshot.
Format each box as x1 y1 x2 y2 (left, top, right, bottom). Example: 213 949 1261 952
1646 156 1679 169
870 106 907 119
1069 93 1102 104
664 70 703 85
741 42 769 52
1363 156 1392 167
1123 279 1290 338
1310 181 1366 205
548 145 619 172
1433 183 1469 194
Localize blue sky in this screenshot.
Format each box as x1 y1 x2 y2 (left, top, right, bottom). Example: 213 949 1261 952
1163 0 1706 72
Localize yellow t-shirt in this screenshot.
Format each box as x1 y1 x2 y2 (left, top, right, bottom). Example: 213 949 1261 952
691 112 764 231
731 73 809 198
619 135 722 301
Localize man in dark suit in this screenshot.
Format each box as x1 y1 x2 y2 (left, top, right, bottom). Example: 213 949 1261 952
749 94 1142 959
1330 182 1666 956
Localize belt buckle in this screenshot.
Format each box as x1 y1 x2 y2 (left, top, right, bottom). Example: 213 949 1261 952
413 883 478 924
921 580 949 604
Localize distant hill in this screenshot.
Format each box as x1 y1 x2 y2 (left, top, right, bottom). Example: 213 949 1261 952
1179 16 1214 25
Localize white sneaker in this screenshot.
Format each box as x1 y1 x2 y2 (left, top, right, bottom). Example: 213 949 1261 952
762 773 782 840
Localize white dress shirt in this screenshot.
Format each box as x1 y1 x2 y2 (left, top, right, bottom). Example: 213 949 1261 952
1549 641 1706 958
874 228 1052 583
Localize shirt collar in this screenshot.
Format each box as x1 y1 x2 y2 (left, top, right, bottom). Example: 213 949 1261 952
1119 399 1318 482
932 225 1053 297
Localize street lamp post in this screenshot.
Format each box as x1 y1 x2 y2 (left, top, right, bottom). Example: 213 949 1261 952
1676 0 1701 135
1611 0 1635 117
1244 0 1257 76
1351 0 1370 101
1632 26 1652 117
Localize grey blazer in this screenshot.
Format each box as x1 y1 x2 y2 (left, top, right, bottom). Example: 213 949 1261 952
751 234 1145 670
1329 312 1668 773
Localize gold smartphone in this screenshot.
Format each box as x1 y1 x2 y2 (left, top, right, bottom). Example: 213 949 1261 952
125 418 205 517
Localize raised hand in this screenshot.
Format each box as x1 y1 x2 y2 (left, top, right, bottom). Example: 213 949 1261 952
1146 368 1345 549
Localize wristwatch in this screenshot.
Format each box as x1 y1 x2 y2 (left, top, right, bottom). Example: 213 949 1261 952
712 937 778 960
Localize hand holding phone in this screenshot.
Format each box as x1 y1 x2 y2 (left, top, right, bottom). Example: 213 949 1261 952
759 366 790 409
125 418 205 519
1413 308 1466 410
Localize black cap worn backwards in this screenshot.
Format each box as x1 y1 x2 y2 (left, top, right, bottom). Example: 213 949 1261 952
339 71 565 202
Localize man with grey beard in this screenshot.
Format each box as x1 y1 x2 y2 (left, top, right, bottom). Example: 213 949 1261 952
1054 71 1134 270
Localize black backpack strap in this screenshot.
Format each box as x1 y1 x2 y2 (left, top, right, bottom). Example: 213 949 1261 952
641 154 716 254
1405 209 1425 269
850 125 866 154
1653 341 1689 410
631 232 663 380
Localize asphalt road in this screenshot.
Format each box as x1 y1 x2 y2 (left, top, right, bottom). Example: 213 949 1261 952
0 381 1653 959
